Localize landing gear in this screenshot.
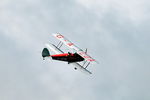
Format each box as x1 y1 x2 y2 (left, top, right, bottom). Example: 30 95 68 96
74 67 77 70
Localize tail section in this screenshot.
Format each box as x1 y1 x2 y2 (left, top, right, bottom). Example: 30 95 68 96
42 48 50 59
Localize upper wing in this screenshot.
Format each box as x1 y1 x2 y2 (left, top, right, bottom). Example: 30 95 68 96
45 43 92 74
52 33 96 63
52 33 80 51
77 50 96 62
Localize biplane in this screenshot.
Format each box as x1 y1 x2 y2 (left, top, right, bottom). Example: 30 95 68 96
42 33 97 74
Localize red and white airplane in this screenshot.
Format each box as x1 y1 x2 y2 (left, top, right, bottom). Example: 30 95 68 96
42 33 97 74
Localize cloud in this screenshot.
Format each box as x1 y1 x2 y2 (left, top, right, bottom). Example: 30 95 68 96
0 0 150 100
76 0 150 24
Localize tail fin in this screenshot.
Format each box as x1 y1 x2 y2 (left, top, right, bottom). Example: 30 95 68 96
42 48 50 58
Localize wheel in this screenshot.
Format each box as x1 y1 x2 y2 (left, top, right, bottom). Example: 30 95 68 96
74 67 77 70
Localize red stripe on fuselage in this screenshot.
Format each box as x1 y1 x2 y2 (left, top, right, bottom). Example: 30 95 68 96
51 53 74 57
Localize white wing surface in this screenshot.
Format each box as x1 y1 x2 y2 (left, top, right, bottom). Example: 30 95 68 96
52 33 96 63
45 43 92 74
52 33 80 51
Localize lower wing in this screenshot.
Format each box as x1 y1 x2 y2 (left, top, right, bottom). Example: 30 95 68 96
45 43 92 74
71 63 92 74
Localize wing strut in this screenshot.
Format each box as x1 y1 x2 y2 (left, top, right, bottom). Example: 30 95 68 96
85 62 90 69
82 61 87 66
56 41 63 48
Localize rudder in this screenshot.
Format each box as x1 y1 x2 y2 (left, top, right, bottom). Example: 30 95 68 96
42 48 50 58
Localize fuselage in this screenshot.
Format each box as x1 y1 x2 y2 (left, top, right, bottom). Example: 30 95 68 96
51 53 84 63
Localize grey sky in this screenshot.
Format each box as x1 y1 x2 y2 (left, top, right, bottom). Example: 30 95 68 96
0 0 150 100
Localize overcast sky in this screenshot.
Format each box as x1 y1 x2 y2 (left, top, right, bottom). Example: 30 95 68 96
0 0 150 100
